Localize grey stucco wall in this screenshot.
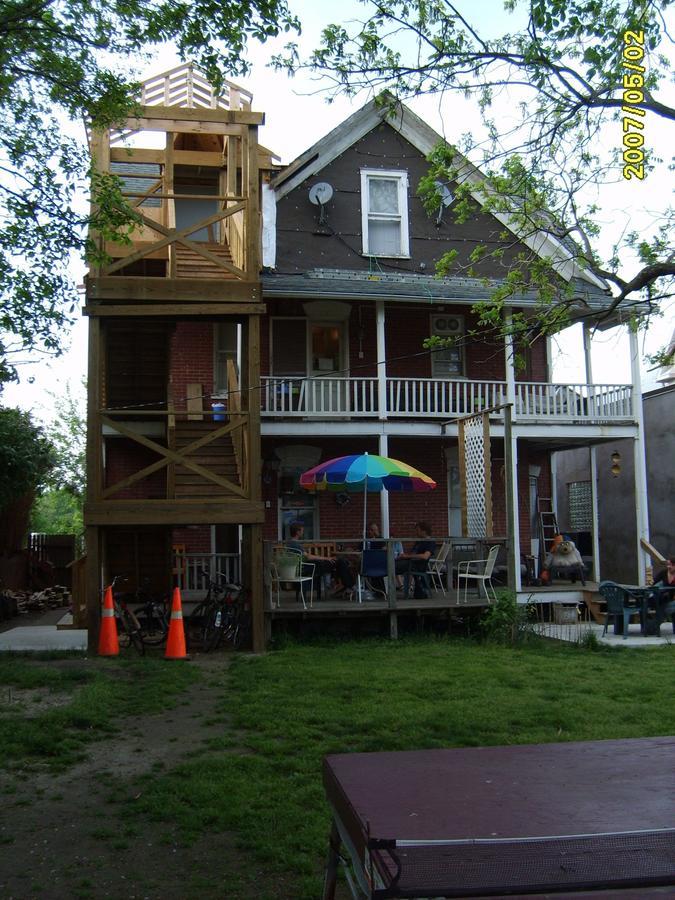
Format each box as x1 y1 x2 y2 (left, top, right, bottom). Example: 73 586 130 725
554 385 674 583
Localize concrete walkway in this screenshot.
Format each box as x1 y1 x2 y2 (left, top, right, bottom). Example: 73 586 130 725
535 620 674 648
0 625 87 652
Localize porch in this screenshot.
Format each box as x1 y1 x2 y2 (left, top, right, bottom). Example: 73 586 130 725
261 376 633 423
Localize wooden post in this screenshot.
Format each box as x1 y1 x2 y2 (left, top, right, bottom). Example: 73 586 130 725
386 540 398 639
458 420 468 536
482 412 493 537
504 405 520 591
165 132 176 278
245 125 260 277
85 526 101 652
248 524 265 652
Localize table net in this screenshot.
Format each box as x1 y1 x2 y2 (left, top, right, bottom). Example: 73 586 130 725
369 830 675 898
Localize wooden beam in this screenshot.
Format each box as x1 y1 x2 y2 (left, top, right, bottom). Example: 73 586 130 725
100 416 248 499
86 316 103 501
85 527 101 653
245 125 260 277
85 303 266 316
138 105 264 125
246 524 266 652
102 204 245 275
125 118 248 136
246 315 261 502
84 499 265 525
110 148 224 166
85 276 261 302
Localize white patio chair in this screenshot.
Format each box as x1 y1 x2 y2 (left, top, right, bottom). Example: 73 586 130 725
428 542 451 595
270 548 314 610
457 545 500 604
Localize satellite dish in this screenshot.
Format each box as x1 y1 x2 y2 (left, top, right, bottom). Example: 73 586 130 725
434 181 454 225
308 182 334 206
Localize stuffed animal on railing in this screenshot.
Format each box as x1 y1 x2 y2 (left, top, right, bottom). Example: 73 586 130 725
544 536 586 585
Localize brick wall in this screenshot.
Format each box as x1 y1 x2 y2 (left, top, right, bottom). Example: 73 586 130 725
261 436 549 547
171 527 211 554
169 322 214 411
105 440 166 499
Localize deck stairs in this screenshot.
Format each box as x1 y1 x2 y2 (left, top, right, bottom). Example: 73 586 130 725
172 420 240 497
175 243 238 280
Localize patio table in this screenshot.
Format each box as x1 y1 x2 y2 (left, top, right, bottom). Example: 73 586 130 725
618 585 675 636
322 737 675 899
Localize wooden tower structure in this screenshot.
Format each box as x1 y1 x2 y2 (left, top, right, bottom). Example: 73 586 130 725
84 64 270 650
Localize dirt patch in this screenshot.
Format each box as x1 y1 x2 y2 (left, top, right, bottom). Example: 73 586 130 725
0 686 74 717
0 654 294 900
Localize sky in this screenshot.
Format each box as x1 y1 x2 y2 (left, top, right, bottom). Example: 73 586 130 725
3 0 673 420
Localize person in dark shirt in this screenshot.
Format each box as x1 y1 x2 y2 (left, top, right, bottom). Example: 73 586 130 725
286 522 355 598
395 521 436 598
653 554 675 591
363 522 385 551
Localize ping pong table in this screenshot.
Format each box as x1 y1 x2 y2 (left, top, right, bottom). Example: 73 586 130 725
322 737 674 898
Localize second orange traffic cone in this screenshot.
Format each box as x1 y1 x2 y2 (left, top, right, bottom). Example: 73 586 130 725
165 587 188 660
98 586 119 656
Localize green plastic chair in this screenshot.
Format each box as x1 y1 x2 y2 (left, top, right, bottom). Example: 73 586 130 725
599 580 644 639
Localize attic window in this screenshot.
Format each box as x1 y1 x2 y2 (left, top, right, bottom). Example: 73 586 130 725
360 169 409 258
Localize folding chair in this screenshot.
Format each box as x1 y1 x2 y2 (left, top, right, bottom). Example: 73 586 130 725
428 542 451 595
271 548 314 610
457 545 500 604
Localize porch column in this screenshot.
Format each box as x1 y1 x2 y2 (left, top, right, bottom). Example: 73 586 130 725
503 314 521 591
629 327 650 583
583 324 601 583
379 433 390 537
376 300 387 421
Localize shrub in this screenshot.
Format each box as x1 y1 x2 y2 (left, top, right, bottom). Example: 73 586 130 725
479 590 536 644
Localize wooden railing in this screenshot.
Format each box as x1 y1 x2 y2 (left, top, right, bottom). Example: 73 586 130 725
226 359 247 494
97 408 251 501
260 377 634 423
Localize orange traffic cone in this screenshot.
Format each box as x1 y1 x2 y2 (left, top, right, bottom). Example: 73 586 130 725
165 587 188 660
98 586 119 656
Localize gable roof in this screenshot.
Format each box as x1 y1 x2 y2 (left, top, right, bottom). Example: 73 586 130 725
271 97 608 294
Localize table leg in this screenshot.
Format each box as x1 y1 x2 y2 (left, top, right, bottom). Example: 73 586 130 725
322 820 341 900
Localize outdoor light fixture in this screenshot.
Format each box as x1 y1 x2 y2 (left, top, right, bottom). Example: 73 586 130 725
610 451 622 477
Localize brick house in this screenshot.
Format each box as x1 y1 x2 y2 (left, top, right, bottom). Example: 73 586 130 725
84 68 649 648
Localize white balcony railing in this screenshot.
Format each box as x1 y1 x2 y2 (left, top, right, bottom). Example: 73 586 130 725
262 376 378 416
173 553 241 593
260 377 634 423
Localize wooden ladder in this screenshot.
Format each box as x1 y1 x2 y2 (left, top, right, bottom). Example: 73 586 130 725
537 498 560 567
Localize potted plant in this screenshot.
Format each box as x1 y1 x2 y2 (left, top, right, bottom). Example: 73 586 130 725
275 551 300 580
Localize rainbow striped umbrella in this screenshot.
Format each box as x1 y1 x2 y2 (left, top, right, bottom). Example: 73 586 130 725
300 452 436 539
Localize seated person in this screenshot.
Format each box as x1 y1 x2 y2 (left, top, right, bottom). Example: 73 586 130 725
395 521 436 598
363 522 385 551
285 523 355 599
652 553 675 627
653 554 675 592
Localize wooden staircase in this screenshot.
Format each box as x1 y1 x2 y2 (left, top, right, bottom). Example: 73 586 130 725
172 420 240 497
175 243 238 280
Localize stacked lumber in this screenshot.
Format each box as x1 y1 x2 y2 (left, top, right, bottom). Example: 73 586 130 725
0 586 70 619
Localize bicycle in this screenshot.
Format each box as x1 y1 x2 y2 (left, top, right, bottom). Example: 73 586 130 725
126 579 169 647
188 572 249 651
108 575 144 654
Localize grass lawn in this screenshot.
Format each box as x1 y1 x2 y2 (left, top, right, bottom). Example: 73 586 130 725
127 637 675 899
0 655 198 770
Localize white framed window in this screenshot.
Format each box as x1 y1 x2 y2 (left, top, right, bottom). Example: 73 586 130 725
430 313 465 378
360 169 409 257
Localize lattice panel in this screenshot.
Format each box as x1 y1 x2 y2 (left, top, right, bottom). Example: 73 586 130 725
459 413 493 538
